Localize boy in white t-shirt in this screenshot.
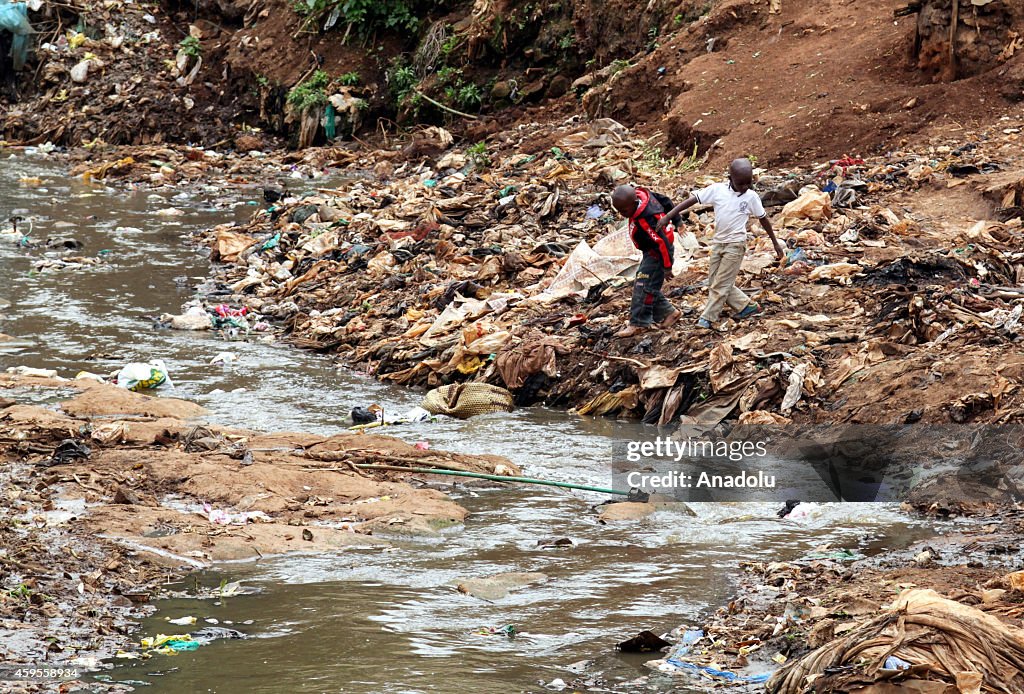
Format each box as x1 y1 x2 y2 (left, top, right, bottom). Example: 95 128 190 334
657 158 783 329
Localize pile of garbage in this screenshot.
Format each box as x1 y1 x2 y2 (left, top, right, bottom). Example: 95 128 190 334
159 297 272 335
83 115 1024 428
59 142 354 187
647 530 1024 693
769 588 1024 693
1 3 243 146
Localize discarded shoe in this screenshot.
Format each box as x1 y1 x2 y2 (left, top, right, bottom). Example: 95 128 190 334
658 309 682 329
614 324 649 338
696 318 712 329
735 303 761 319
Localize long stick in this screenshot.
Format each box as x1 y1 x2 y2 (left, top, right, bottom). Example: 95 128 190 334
948 0 959 80
354 463 629 495
414 91 480 120
585 350 649 368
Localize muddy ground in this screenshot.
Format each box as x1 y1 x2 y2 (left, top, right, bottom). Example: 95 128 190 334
4 0 1023 166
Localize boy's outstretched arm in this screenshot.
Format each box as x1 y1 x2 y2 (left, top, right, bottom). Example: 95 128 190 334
760 216 784 260
656 195 698 232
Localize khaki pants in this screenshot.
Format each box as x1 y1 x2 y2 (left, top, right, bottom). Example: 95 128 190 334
701 242 750 322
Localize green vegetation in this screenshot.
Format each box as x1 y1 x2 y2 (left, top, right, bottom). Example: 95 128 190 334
456 83 482 111
287 70 332 112
636 140 702 176
440 31 460 56
646 26 660 52
7 584 32 599
5 583 51 602
437 66 460 85
251 73 270 98
296 0 424 36
610 59 632 75
387 60 418 102
339 71 361 86
390 57 485 117
179 35 201 58
467 141 490 169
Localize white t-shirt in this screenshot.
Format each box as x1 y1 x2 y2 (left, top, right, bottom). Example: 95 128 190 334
693 181 767 244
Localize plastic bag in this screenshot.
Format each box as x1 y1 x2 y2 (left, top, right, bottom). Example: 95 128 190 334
777 189 832 227
116 360 173 391
0 3 33 71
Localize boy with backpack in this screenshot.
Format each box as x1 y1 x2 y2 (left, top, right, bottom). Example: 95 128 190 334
611 184 683 338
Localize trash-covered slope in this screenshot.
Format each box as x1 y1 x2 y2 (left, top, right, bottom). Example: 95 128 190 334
72 112 1024 430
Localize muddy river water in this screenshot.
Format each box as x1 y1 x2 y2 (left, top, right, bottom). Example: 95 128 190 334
0 155 933 693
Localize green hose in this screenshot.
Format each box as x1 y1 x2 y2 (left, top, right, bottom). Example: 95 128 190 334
354 463 629 496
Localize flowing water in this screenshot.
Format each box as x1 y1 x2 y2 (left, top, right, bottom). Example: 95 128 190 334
0 154 934 693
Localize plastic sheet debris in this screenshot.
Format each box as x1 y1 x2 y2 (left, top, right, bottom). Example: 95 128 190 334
202 503 272 525
808 262 863 283
777 189 832 227
884 655 912 671
537 223 697 302
140 633 198 653
782 247 807 267
0 2 33 71
348 404 436 428
658 629 773 683
779 502 826 522
90 422 130 445
50 439 92 466
6 366 61 379
210 352 237 365
81 157 135 184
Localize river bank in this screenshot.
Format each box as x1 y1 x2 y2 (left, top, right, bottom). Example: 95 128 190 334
0 374 524 688
642 503 1024 693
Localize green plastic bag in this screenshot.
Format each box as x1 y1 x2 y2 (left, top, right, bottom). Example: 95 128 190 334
0 3 33 71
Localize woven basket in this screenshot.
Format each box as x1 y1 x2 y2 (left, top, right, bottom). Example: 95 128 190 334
421 383 514 419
